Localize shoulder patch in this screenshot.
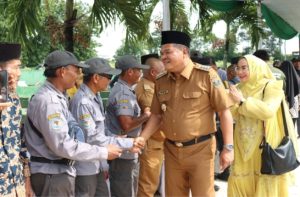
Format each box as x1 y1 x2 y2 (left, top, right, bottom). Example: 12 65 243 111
194 63 211 72
79 113 91 120
48 113 61 120
156 71 168 79
143 84 152 91
118 99 129 104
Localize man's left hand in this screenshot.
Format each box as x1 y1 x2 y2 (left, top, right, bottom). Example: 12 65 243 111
219 149 234 172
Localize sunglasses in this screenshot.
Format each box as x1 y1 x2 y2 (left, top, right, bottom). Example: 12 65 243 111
98 73 113 80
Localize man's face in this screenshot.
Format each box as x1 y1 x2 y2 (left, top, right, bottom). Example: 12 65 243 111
227 66 237 81
294 61 300 70
1 59 21 91
160 44 185 73
96 74 113 91
62 65 81 89
151 61 165 78
131 68 142 84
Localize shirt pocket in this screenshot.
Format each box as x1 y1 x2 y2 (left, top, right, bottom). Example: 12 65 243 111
182 91 202 108
92 111 105 135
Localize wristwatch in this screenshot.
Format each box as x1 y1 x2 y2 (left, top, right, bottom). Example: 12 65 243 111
223 144 234 151
239 98 246 106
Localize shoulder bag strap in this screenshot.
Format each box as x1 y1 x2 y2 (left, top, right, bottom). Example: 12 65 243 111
280 102 289 137
262 81 289 137
27 117 43 139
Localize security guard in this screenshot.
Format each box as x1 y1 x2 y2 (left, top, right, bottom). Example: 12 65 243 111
24 51 122 196
105 55 151 197
69 58 138 197
138 31 234 197
0 43 33 197
135 54 166 197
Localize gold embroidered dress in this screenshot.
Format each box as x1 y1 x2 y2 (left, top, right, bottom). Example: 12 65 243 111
228 55 298 197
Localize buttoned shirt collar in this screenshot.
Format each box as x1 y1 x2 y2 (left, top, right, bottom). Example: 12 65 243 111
118 78 135 92
167 59 194 80
45 80 67 100
80 83 97 101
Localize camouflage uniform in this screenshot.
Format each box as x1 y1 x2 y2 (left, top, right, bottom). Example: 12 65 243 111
0 92 29 197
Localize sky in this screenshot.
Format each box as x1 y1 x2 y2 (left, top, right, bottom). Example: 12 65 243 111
96 21 299 59
93 2 299 59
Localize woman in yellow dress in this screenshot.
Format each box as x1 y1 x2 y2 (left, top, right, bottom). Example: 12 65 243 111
228 55 298 197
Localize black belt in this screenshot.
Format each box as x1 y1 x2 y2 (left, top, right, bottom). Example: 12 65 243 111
167 133 214 148
31 156 75 166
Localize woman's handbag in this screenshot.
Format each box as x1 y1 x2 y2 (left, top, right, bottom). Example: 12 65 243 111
259 100 299 175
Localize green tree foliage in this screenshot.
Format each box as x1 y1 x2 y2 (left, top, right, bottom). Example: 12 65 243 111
0 0 147 67
0 0 97 67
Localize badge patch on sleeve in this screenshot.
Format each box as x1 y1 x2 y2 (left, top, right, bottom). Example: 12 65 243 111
212 78 222 88
49 117 63 130
79 114 93 129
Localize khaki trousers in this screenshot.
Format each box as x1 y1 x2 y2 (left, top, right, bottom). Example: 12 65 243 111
164 136 216 197
137 138 164 197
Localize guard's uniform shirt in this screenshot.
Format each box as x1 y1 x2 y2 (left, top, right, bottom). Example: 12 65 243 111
69 84 133 176
0 92 29 196
135 78 165 141
24 81 108 177
151 60 234 141
105 79 141 159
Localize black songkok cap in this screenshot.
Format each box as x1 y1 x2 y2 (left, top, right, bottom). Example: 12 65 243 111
0 43 21 62
141 53 159 65
291 56 300 62
161 31 191 48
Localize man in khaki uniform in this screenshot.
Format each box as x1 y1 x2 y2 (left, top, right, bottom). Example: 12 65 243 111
135 54 165 197
138 31 234 197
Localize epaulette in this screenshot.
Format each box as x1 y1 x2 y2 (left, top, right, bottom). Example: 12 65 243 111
194 63 211 72
156 71 168 79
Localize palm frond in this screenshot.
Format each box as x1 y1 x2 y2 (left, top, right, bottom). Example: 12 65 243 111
6 0 42 44
170 0 190 34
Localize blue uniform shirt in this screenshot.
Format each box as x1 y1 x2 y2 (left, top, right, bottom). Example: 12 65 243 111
24 81 108 177
69 83 133 175
105 79 142 159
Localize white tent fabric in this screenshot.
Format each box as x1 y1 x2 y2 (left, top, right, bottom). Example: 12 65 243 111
263 0 300 33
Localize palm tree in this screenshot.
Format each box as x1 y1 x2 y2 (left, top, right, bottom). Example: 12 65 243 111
191 0 264 67
1 0 146 52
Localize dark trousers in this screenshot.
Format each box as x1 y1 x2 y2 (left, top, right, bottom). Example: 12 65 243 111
75 174 98 197
109 158 139 197
95 171 109 197
31 173 75 197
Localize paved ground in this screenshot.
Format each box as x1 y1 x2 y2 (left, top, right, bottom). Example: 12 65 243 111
215 138 300 197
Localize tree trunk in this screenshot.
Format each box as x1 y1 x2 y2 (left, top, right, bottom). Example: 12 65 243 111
64 0 76 52
223 21 230 68
162 0 170 30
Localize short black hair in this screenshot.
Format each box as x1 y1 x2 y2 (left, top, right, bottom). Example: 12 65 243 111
83 73 94 83
43 66 60 78
230 57 240 65
291 56 300 63
253 49 270 61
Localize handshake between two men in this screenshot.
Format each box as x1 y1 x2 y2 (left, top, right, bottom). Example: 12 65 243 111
106 137 146 160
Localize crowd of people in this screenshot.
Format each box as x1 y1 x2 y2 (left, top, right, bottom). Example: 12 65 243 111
0 30 299 197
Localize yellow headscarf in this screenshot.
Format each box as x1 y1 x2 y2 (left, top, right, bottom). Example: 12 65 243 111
238 54 274 95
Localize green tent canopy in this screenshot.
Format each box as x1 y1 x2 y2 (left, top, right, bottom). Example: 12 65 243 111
204 0 244 12
261 4 298 40
203 0 299 40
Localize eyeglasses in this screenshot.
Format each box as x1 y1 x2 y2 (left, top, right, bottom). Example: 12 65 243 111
98 74 113 80
235 65 249 72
